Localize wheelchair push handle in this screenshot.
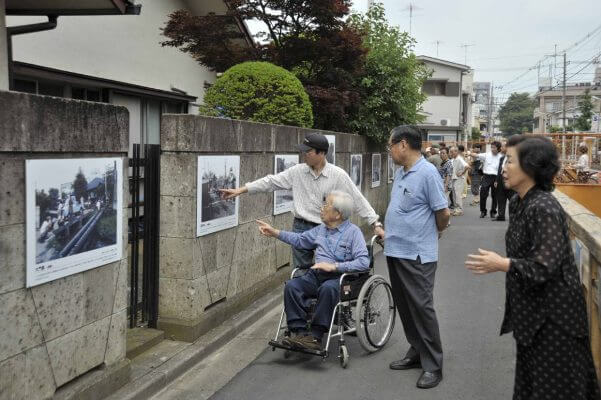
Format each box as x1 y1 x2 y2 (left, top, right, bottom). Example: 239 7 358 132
370 235 384 249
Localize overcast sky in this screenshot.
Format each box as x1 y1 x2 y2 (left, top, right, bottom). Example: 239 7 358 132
351 0 601 104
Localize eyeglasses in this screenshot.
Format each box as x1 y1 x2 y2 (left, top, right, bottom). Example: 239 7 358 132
386 141 401 152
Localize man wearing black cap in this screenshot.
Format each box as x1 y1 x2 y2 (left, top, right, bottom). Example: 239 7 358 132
220 132 383 268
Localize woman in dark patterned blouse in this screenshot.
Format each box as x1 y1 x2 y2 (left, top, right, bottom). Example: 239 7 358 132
465 134 600 400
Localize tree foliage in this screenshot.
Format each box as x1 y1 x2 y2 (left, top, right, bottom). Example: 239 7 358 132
574 89 593 132
346 4 429 143
498 93 535 135
200 61 313 127
161 0 366 132
471 127 481 140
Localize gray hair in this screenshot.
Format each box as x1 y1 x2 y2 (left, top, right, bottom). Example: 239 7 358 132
328 190 353 220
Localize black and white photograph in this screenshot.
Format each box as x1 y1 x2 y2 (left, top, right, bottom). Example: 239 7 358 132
325 134 336 164
350 154 362 188
26 158 123 287
387 155 396 183
371 153 381 188
197 155 240 236
273 154 299 215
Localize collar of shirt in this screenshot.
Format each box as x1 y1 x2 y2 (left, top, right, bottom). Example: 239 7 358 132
304 161 331 179
327 219 351 233
400 156 425 178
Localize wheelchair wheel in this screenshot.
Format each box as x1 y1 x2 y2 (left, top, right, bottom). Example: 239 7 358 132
339 345 349 368
354 275 395 353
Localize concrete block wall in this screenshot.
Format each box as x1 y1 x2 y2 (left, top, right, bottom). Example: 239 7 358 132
0 91 129 399
158 115 391 341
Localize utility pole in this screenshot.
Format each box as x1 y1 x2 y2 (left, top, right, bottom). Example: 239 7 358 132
488 82 494 137
554 44 557 85
460 43 474 66
432 40 442 57
562 52 567 160
403 3 421 35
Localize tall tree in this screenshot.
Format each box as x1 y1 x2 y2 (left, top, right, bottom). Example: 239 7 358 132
574 89 593 132
72 169 88 202
161 0 366 132
498 93 536 136
347 4 429 143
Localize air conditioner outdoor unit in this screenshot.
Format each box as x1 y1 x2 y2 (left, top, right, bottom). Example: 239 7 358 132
440 118 451 126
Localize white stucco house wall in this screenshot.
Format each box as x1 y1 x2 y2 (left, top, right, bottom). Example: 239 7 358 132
417 55 471 144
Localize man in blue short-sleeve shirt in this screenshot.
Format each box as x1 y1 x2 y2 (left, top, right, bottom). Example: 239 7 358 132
382 125 450 389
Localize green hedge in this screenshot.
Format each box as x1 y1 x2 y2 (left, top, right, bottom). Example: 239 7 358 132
200 61 313 128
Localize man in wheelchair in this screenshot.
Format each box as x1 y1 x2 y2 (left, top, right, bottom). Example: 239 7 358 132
257 190 369 351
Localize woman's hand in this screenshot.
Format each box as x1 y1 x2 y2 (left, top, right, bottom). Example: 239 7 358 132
256 220 279 238
465 248 511 274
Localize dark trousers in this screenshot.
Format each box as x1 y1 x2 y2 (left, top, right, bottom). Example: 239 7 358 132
387 256 443 372
291 218 318 268
471 173 482 196
480 174 497 214
448 188 456 209
496 182 513 219
284 270 340 339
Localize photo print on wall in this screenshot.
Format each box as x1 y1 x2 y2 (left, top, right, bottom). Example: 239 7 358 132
197 155 240 236
325 134 336 165
273 154 299 215
371 153 381 188
25 157 123 287
350 154 362 189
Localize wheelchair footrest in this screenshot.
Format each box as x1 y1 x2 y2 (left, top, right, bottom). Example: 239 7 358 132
268 340 327 357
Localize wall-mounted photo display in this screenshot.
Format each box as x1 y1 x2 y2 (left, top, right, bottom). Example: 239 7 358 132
371 153 381 188
274 154 299 215
388 155 396 183
325 134 336 165
350 154 362 188
26 158 123 287
197 155 240 236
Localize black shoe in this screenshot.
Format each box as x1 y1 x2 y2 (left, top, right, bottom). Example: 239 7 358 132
416 370 443 389
389 357 421 370
479 211 486 218
490 211 497 219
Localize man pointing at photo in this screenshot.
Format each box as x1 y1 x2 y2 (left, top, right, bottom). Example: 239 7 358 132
220 132 383 268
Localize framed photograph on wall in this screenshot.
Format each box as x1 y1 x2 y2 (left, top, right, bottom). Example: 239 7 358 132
25 157 123 288
350 154 362 188
273 154 299 215
197 155 240 236
371 153 381 188
387 155 395 183
325 134 336 164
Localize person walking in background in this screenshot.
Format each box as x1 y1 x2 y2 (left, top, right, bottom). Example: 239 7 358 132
219 132 383 268
450 146 468 216
477 141 502 218
465 134 600 400
439 148 453 207
469 144 483 205
383 125 450 389
576 144 590 171
427 144 442 169
494 142 513 221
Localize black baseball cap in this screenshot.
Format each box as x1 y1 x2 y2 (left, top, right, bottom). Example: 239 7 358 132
297 133 329 152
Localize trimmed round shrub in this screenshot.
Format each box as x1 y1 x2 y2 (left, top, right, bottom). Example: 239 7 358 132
200 61 313 128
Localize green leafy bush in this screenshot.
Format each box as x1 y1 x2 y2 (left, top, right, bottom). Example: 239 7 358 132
200 61 313 128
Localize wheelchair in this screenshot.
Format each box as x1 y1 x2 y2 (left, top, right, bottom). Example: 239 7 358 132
268 236 395 368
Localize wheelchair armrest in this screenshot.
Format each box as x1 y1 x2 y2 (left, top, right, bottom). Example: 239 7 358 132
339 271 369 286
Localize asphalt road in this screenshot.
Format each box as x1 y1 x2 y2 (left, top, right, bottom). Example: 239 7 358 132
155 198 517 400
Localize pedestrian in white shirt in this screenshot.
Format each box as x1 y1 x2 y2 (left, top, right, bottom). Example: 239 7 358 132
476 141 502 219
450 146 468 216
219 132 383 268
576 145 589 171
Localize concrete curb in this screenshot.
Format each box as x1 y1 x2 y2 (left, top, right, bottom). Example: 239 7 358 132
105 288 283 400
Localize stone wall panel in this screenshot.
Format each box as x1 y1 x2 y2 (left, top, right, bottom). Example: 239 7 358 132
0 155 24 226
0 289 44 362
0 344 56 400
46 315 111 386
104 309 127 366
158 276 211 321
160 153 197 197
0 223 25 295
160 195 195 238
